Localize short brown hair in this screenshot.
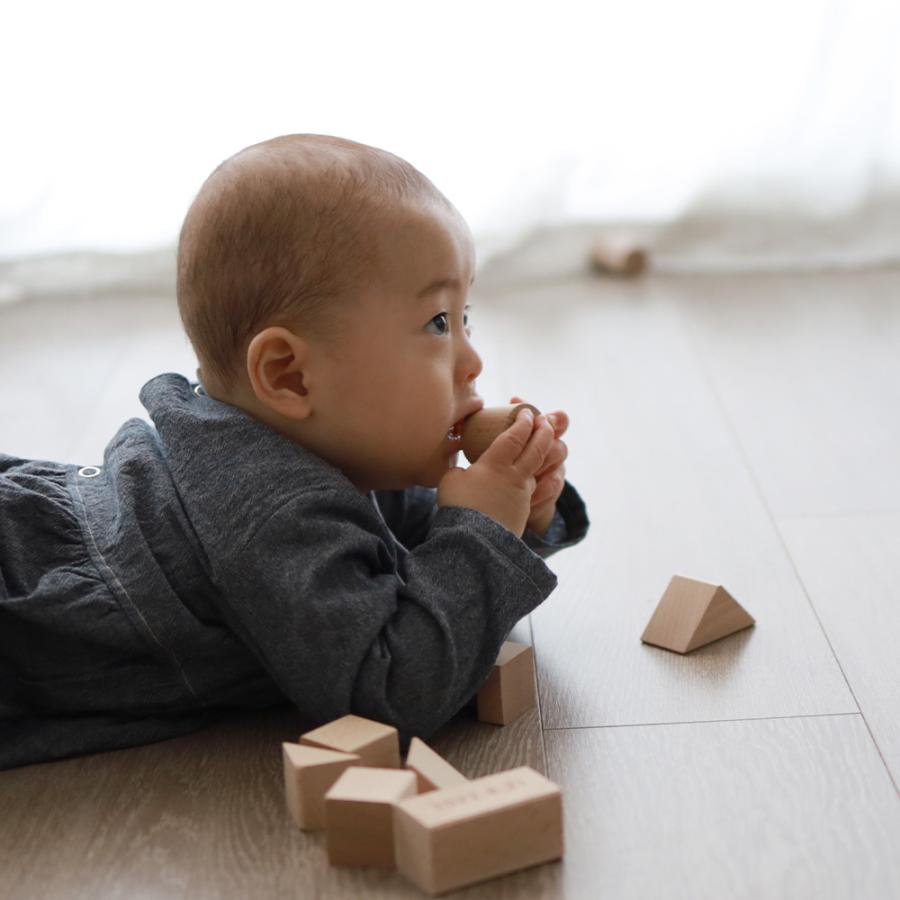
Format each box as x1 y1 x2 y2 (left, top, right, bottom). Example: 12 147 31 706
176 134 451 393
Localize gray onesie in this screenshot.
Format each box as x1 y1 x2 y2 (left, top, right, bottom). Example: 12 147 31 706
0 373 589 769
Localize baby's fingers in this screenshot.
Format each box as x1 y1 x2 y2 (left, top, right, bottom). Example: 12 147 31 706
479 405 537 468
532 462 566 505
536 438 568 478
509 396 569 438
514 414 555 476
546 410 569 438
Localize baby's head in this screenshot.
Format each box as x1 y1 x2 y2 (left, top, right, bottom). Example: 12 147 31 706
177 134 483 492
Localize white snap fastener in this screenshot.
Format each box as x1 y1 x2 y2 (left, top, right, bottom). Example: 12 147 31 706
193 383 206 397
78 466 101 478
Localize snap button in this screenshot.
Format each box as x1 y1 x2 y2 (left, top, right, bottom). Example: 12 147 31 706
77 466 102 478
193 383 206 397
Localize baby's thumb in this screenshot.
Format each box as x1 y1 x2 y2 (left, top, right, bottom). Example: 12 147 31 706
479 406 534 467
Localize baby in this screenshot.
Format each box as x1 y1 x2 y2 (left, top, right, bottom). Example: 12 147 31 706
0 135 589 769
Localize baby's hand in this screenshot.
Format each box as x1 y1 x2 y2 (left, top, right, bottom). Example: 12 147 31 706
510 395 569 538
437 406 555 537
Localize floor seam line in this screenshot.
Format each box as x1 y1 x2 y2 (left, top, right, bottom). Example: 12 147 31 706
672 296 899 795
543 711 863 732
527 614 550 777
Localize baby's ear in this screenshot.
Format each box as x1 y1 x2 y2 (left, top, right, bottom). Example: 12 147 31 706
246 326 313 419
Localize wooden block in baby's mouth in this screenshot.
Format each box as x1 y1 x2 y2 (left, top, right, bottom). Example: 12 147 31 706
461 403 542 463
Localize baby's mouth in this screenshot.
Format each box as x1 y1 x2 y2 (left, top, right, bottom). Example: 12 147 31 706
447 420 464 442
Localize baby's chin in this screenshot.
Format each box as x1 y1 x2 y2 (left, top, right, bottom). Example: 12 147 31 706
355 468 441 493
351 440 460 492
387 460 455 492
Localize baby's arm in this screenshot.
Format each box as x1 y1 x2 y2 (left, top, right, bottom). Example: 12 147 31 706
375 480 588 560
522 480 590 558
371 485 438 551
218 487 558 742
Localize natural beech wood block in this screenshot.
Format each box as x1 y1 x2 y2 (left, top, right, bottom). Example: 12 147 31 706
476 641 536 725
282 742 360 830
589 234 648 277
641 575 756 654
300 714 400 768
461 403 541 463
393 765 563 895
324 766 418 868
405 737 469 793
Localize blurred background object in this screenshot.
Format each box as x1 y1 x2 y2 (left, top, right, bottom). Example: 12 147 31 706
2 0 899 301
589 234 648 277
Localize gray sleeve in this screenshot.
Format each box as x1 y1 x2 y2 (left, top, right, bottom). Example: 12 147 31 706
523 480 591 559
376 479 591 560
216 487 558 742
371 485 438 550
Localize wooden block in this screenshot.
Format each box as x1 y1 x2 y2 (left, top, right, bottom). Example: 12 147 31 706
324 766 418 868
300 714 400 768
282 742 360 830
405 738 468 793
641 575 756 654
476 641 536 725
393 765 563 895
589 233 648 277
461 403 541 463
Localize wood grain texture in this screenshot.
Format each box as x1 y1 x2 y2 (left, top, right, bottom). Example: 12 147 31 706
0 702 551 900
779 512 900 789
4 266 900 898
640 577 755 654
393 767 563 895
481 278 856 728
674 269 900 517
544 715 900 899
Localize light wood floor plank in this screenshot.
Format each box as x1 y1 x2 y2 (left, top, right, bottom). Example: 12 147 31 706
4 266 899 897
674 269 900 517
778 512 900 790
545 714 900 899
0 700 550 899
479 277 856 728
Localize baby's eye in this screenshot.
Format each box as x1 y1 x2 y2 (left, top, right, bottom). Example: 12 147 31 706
426 313 450 335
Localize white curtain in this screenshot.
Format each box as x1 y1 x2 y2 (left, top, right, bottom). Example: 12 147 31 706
1 0 898 297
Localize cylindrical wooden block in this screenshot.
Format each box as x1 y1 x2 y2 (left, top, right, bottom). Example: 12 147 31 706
589 235 648 277
461 403 541 464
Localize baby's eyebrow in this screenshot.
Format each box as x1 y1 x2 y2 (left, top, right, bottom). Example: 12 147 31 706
417 275 476 299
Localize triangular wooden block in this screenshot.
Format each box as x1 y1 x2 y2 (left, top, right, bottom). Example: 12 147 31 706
641 575 755 654
405 737 468 793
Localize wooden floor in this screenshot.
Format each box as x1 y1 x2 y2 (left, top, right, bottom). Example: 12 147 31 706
1 265 899 898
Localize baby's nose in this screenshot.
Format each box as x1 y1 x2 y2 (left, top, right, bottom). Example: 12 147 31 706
461 343 483 383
